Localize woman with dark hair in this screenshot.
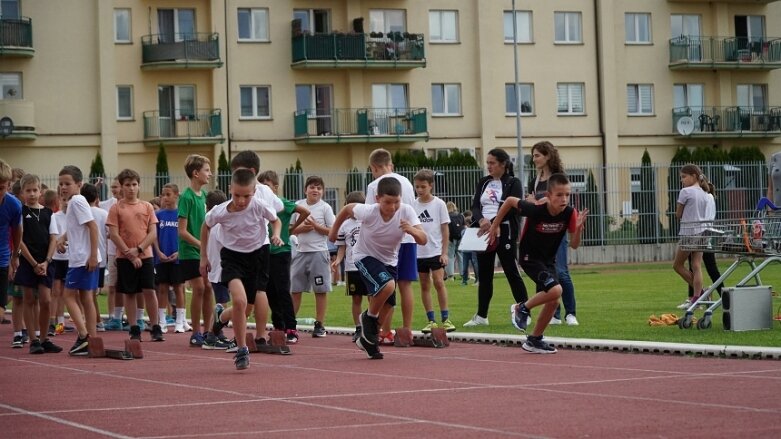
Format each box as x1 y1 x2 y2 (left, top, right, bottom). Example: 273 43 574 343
464 148 528 327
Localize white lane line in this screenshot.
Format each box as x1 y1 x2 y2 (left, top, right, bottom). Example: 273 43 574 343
0 402 134 439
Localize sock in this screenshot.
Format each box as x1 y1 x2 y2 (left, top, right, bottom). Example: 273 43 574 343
441 310 449 321
34 330 40 337
113 307 123 320
176 308 185 324
57 316 64 325
136 309 144 321
158 308 167 326
426 311 435 322
14 331 21 337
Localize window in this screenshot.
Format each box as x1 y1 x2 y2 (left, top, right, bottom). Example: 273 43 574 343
737 84 767 110
431 84 461 116
670 15 700 38
554 12 581 43
238 8 269 41
114 9 131 43
735 15 765 42
0 73 21 100
293 9 330 34
627 84 654 115
0 0 20 18
296 85 332 134
157 9 195 42
503 11 533 43
369 9 406 33
505 83 534 115
158 85 195 120
556 83 584 115
625 13 650 44
116 86 133 120
429 10 458 43
372 84 408 111
673 84 704 109
240 86 271 119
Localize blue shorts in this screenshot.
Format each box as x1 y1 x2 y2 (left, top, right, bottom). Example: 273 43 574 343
65 266 99 291
354 256 397 307
397 243 418 281
212 282 230 304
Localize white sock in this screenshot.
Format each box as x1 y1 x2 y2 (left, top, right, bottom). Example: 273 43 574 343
136 309 144 321
34 330 40 337
113 307 124 320
57 316 65 324
14 331 22 337
158 309 167 326
176 308 185 324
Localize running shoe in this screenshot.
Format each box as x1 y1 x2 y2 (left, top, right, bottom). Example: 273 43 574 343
41 339 63 353
441 319 456 333
312 321 327 338
29 339 44 354
11 335 23 348
359 311 379 346
379 331 395 346
421 320 438 334
202 332 231 350
356 337 384 360
511 303 530 333
565 314 579 326
151 325 165 342
69 335 89 356
522 335 557 354
234 346 250 370
352 326 362 343
549 316 562 325
226 338 238 353
96 322 106 332
189 332 205 347
47 324 56 337
129 325 142 341
463 314 489 327
286 329 299 344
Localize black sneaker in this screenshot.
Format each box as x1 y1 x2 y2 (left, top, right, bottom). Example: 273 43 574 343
151 324 165 342
234 346 250 370
41 339 63 353
352 326 362 343
212 304 225 335
69 335 89 356
21 329 29 344
522 335 557 354
29 339 44 354
359 311 379 346
225 338 238 353
312 321 327 338
356 336 384 360
47 324 56 337
11 335 23 348
129 325 142 341
202 332 231 350
511 303 530 333
286 329 299 344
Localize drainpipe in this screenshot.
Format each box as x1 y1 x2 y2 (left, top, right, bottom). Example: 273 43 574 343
223 0 231 159
594 0 608 246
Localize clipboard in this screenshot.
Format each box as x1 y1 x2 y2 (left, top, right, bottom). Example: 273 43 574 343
459 228 489 252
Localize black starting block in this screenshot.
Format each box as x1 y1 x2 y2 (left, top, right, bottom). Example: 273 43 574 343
245 330 291 355
88 337 143 360
393 327 449 348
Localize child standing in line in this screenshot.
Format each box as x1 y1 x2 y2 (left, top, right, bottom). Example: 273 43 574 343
49 193 69 335
82 184 108 333
329 178 427 360
672 164 711 307
460 211 479 286
290 175 335 338
57 165 101 356
201 169 281 370
412 169 455 333
107 168 163 342
16 174 61 354
331 191 367 343
155 183 185 334
101 179 129 331
8 180 27 346
489 173 588 354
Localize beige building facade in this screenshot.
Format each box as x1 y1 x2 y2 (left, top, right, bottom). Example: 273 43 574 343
1 0 780 184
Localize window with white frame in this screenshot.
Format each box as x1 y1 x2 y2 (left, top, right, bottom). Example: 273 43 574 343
737 84 767 110
505 83 534 115
369 9 406 33
372 84 408 111
625 13 651 44
503 11 533 43
114 9 131 43
0 0 20 18
157 9 195 42
0 73 21 99
554 12 582 43
556 83 584 114
431 84 461 116
116 86 133 120
238 8 269 41
429 10 458 43
240 86 271 119
627 84 654 115
293 9 330 34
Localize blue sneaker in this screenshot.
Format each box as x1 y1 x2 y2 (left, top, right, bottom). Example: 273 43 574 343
104 318 123 331
165 315 176 326
137 319 146 332
511 303 530 333
189 332 205 347
234 346 250 370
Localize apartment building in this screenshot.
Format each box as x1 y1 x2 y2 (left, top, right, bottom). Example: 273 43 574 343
1 0 779 183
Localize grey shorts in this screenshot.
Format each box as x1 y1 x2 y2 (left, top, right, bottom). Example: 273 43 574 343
290 251 332 293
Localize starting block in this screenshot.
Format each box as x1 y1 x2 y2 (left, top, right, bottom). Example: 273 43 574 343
88 337 143 360
393 327 449 348
245 330 291 355
394 327 414 347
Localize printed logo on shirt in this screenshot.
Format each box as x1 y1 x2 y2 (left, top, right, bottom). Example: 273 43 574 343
25 214 32 219
418 210 434 223
535 222 565 234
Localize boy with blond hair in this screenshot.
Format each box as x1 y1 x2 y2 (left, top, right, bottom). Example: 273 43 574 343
0 159 21 328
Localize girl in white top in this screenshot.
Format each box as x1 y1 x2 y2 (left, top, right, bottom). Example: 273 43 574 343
673 164 711 303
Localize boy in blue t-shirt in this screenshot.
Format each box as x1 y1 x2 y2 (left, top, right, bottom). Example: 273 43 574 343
0 159 22 331
155 183 184 334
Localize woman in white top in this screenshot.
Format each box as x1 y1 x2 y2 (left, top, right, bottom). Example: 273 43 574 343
680 182 723 309
673 164 710 305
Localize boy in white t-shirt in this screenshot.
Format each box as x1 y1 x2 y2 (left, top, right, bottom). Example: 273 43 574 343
329 178 427 360
49 194 69 335
200 169 281 370
412 169 455 333
82 183 108 332
331 191 367 343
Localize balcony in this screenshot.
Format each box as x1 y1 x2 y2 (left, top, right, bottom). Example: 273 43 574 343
294 108 428 144
0 17 33 57
0 100 36 139
143 109 223 145
669 36 781 70
672 106 781 138
291 32 426 69
668 0 779 3
141 33 222 70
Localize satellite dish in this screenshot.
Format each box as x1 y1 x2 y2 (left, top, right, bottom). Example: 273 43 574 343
0 117 13 137
676 116 694 136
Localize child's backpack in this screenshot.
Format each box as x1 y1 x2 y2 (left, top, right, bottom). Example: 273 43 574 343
448 212 465 242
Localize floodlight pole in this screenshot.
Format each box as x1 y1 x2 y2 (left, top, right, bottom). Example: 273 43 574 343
512 0 524 187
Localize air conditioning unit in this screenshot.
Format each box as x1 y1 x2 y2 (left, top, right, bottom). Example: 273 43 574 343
722 286 772 331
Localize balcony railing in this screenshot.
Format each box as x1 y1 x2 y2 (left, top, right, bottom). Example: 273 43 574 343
143 109 223 144
294 108 428 143
669 36 781 69
141 33 222 69
291 32 426 68
0 17 33 57
672 106 781 137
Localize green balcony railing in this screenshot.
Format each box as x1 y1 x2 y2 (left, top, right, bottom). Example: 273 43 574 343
143 108 223 144
672 106 781 137
141 32 222 68
0 16 33 56
292 31 425 67
294 108 428 142
669 36 781 69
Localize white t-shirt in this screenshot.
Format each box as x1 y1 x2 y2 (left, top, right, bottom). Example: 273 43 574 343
66 195 102 267
366 173 416 244
90 206 108 268
705 193 716 222
352 203 420 266
413 196 450 258
207 223 223 284
293 199 335 253
52 211 69 262
480 179 503 220
335 217 361 272
99 197 118 256
205 197 277 253
677 185 709 236
255 182 284 246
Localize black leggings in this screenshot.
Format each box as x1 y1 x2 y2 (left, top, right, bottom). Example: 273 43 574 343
266 252 297 330
475 224 527 318
688 252 722 297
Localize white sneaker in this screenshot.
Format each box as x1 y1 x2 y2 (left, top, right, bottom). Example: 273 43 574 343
549 316 562 325
676 300 691 310
174 322 185 333
161 325 168 334
182 321 193 332
565 314 579 326
463 314 489 327
336 281 346 287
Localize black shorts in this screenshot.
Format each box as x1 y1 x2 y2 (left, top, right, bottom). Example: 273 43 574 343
15 259 54 289
116 258 155 294
155 262 183 286
52 260 68 281
221 247 262 305
0 266 8 308
212 282 230 304
179 259 202 282
98 267 105 289
519 258 559 293
255 244 270 292
345 271 369 296
417 256 444 273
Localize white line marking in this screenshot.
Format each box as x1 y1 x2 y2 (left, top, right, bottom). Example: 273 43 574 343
0 402 133 439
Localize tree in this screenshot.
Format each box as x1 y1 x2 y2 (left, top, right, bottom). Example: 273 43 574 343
89 151 107 199
582 170 603 246
637 149 659 244
154 144 169 197
283 159 304 201
217 149 230 192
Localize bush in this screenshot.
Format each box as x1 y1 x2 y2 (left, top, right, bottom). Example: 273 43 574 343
154 144 169 197
217 149 230 192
